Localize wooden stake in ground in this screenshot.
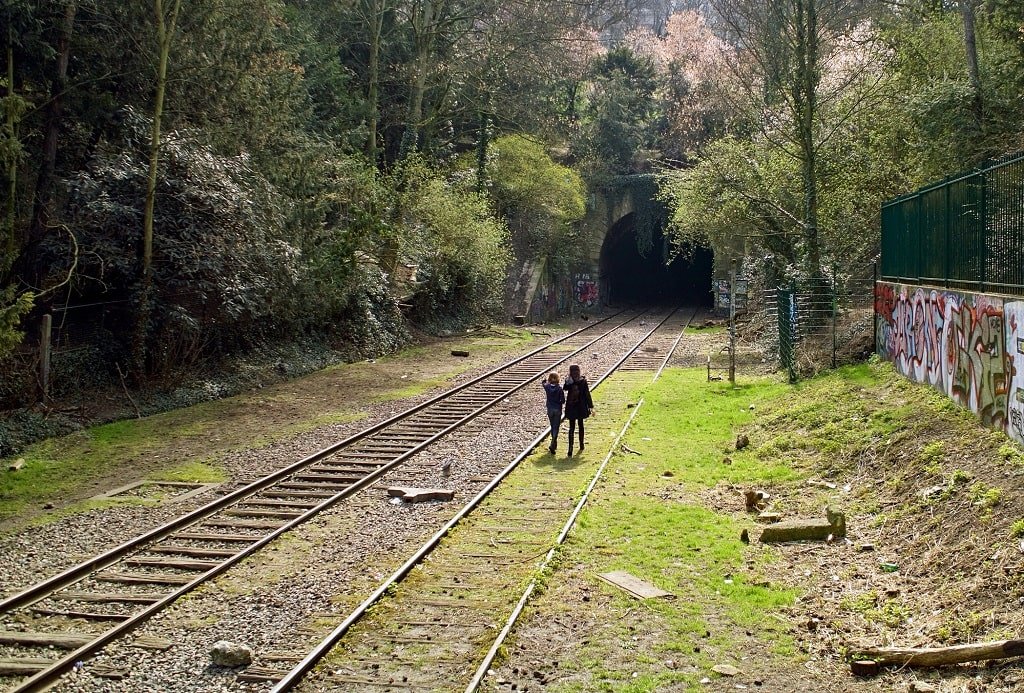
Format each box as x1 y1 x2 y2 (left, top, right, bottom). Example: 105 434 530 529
852 639 1024 668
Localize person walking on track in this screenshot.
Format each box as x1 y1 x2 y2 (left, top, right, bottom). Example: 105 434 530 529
563 364 594 456
542 371 565 454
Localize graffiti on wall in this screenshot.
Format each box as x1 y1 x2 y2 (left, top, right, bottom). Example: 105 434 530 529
574 274 598 308
528 275 572 323
876 283 1023 442
1006 301 1024 444
526 270 601 321
876 284 945 388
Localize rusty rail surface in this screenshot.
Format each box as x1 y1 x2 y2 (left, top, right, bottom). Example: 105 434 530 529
1 309 654 693
269 307 700 692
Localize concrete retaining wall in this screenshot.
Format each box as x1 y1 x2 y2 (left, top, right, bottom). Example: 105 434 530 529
875 281 1024 444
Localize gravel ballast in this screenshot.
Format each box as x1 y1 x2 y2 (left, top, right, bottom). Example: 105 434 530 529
36 313 681 692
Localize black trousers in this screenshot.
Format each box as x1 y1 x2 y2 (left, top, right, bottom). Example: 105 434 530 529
567 418 585 448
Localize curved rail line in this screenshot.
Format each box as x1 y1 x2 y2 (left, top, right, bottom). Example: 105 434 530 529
268 307 700 692
0 309 656 693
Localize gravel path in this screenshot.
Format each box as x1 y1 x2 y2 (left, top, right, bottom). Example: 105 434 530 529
38 312 670 692
0 320 614 602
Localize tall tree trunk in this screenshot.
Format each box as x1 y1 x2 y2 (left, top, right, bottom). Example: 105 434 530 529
476 96 491 192
3 25 17 277
29 0 77 245
566 82 578 123
793 0 822 281
132 0 181 381
366 0 384 164
402 0 434 156
960 0 984 133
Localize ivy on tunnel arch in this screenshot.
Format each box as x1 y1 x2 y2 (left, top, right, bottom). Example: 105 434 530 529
602 174 669 260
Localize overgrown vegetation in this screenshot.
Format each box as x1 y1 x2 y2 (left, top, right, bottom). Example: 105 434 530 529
3 0 1024 427
658 1 1024 289
0 0 661 409
482 135 587 273
396 158 511 324
498 361 1024 689
742 360 1024 677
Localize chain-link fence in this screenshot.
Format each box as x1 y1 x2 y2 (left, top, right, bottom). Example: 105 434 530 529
761 267 877 381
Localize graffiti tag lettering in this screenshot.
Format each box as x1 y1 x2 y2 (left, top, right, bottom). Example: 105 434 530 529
574 274 598 308
876 284 1017 436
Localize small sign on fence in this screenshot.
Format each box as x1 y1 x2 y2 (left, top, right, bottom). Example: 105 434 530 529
716 278 748 312
716 279 730 309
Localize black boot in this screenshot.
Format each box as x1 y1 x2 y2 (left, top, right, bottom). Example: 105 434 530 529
567 441 573 457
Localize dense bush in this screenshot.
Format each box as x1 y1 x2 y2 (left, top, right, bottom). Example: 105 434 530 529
35 110 301 373
485 135 586 271
397 159 510 323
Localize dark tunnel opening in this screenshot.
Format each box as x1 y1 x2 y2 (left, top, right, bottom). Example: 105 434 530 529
599 212 714 307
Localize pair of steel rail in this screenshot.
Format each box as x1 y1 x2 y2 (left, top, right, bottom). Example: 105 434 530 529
269 307 699 692
0 309 668 693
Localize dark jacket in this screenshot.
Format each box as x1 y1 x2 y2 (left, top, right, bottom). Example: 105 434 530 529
564 376 593 419
543 381 565 412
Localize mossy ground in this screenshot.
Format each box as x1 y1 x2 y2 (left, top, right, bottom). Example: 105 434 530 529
0 327 544 530
491 360 1024 692
5 325 1022 690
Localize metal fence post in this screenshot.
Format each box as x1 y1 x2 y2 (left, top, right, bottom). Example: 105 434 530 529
728 262 736 385
872 261 878 355
777 287 796 383
915 193 923 284
979 166 987 292
944 182 951 288
831 264 838 369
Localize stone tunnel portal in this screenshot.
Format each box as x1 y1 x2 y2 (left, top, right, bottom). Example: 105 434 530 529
599 212 713 307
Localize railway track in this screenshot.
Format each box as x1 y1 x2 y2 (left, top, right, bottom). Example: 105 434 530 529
265 307 703 692
0 309 661 693
618 309 693 374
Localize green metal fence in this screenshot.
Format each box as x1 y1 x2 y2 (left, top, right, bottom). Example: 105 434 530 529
776 287 797 383
881 152 1024 295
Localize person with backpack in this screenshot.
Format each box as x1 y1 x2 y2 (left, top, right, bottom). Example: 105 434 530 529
542 371 565 454
563 364 594 456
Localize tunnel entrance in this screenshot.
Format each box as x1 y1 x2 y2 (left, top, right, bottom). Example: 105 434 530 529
599 212 713 307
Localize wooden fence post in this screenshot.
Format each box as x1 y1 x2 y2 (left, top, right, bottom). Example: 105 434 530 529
39 313 52 401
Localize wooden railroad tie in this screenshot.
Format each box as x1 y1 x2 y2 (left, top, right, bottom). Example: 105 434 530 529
0 658 54 676
0 631 94 649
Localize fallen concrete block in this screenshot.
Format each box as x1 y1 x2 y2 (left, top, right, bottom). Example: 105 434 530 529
597 571 673 599
386 487 455 503
759 519 835 543
759 507 846 543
